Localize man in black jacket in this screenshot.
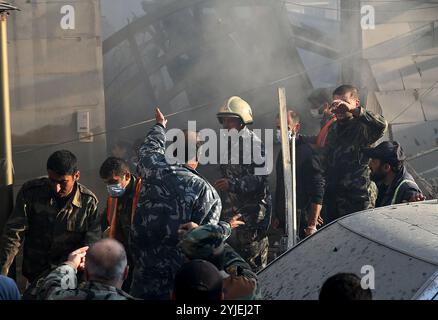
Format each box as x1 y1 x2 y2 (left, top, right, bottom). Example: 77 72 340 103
364 141 425 207
273 110 325 240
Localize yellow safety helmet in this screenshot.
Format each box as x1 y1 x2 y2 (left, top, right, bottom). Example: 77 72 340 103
217 96 254 125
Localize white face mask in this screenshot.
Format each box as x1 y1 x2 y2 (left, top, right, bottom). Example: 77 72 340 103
106 175 128 198
310 108 322 119
275 129 293 144
106 183 126 198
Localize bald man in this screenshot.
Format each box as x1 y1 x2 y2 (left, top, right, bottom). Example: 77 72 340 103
37 239 136 300
274 110 325 240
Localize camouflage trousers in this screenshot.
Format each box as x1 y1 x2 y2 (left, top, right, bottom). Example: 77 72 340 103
227 230 269 273
323 186 375 224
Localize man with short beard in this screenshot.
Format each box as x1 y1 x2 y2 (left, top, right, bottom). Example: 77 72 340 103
323 85 387 223
364 141 424 207
0 150 101 298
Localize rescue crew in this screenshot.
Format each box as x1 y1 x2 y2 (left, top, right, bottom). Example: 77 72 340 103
99 156 142 291
0 150 101 297
323 85 387 223
365 141 425 206
131 108 223 299
273 110 325 240
214 96 272 272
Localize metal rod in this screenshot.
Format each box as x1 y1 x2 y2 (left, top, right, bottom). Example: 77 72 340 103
0 6 17 240
0 12 12 186
278 87 296 249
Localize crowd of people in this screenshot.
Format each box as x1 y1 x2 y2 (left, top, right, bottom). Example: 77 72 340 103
0 84 426 300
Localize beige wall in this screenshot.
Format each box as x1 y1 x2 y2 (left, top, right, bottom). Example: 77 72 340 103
7 0 107 200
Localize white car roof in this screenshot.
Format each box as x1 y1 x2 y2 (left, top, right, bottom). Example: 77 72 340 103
259 201 438 300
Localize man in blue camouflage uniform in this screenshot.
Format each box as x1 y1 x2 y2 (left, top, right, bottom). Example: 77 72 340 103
131 108 222 300
179 222 261 300
214 96 272 272
323 85 388 223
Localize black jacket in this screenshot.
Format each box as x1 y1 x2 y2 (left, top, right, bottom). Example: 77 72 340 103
375 166 423 207
274 135 325 228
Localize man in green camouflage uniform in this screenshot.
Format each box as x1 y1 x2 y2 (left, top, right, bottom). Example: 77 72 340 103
179 222 261 300
323 85 387 223
214 96 271 272
0 150 102 292
37 239 136 300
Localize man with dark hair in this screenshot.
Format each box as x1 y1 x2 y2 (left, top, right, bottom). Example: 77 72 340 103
273 110 325 240
365 141 424 207
38 239 135 300
323 85 387 223
0 150 101 297
99 156 142 291
319 273 372 300
131 108 222 300
173 260 224 301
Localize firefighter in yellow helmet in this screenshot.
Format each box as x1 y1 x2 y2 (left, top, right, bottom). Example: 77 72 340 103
214 96 272 272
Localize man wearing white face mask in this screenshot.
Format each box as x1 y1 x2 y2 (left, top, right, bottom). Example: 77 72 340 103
99 157 142 292
273 110 325 241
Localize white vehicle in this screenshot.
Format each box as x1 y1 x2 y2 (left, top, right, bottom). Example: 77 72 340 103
259 200 438 300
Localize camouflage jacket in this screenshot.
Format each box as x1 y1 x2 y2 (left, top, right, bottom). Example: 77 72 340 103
219 127 272 237
0 178 101 283
179 222 261 300
222 243 262 300
37 263 135 300
325 108 387 195
131 123 222 299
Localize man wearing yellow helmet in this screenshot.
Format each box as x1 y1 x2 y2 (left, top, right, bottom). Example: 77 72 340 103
214 96 271 272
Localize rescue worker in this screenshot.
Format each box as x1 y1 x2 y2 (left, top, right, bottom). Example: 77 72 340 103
37 239 136 300
131 108 222 300
0 150 101 296
179 222 261 300
323 85 387 223
364 141 425 207
273 110 325 239
214 96 272 272
99 156 142 291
